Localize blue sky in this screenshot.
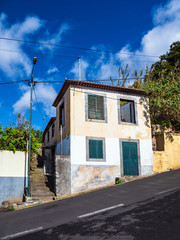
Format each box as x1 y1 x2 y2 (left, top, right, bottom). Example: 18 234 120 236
0 0 180 131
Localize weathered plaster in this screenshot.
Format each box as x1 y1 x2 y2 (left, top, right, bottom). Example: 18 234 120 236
71 164 120 194
55 156 71 197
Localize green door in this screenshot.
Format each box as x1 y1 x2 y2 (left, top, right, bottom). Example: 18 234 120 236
122 142 139 176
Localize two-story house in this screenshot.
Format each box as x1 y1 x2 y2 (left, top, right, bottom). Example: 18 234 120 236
43 79 153 197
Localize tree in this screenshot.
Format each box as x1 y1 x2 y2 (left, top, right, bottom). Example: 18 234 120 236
130 68 145 89
110 64 130 87
144 41 180 129
0 114 42 155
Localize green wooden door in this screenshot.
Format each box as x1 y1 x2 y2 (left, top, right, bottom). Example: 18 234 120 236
122 142 139 176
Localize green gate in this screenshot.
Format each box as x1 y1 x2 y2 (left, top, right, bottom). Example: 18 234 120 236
122 142 139 176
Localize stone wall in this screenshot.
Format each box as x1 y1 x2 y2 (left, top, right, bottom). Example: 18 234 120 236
153 132 180 173
55 155 71 197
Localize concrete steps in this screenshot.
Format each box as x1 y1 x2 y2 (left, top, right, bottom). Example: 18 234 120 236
30 155 55 201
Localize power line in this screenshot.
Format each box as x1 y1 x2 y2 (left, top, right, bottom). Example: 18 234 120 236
38 58 78 80
0 37 160 58
0 48 156 63
0 80 28 85
35 77 145 84
33 87 43 118
0 48 77 58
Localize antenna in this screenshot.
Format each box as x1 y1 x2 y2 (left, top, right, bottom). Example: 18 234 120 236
79 56 81 81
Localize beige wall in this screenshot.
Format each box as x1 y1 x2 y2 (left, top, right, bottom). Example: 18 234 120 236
70 86 152 140
0 150 28 177
153 133 180 173
44 88 71 148
56 88 70 144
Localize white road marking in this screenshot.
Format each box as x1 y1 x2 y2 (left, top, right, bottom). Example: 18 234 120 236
155 187 179 195
1 226 43 240
78 203 125 218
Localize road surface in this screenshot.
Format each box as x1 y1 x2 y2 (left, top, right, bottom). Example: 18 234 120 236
0 169 180 239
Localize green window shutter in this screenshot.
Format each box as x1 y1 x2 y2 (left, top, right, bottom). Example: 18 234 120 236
89 140 103 159
88 95 96 119
88 95 104 120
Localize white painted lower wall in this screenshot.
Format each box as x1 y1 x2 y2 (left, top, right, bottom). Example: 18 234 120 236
71 136 153 170
54 135 153 196
0 150 28 205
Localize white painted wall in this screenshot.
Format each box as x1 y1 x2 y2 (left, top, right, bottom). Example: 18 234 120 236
71 136 120 166
140 139 153 166
0 150 28 177
70 136 153 176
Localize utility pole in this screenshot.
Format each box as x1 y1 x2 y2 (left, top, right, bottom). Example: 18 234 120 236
28 57 37 197
79 56 81 81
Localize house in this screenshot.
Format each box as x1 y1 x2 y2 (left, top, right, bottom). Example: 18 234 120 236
43 79 153 197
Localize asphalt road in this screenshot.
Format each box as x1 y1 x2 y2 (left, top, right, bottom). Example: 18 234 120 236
0 169 180 239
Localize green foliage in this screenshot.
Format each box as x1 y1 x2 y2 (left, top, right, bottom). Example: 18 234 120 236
144 41 180 129
110 41 180 130
116 179 123 184
0 114 42 155
33 129 43 143
9 205 15 211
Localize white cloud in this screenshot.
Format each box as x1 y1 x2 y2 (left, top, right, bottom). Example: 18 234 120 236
47 67 59 75
79 0 180 82
153 0 180 25
13 83 57 116
38 22 71 51
0 13 43 78
13 89 31 114
117 0 180 71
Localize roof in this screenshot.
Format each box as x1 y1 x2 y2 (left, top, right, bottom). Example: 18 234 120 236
52 79 146 107
43 117 56 140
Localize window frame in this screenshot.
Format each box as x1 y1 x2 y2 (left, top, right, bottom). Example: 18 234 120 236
85 92 107 123
117 95 138 125
86 137 106 162
59 101 65 130
47 131 49 143
52 123 55 138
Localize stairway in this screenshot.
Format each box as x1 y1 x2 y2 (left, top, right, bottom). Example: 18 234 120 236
30 154 55 203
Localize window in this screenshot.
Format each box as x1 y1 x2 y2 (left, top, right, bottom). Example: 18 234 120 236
86 137 105 161
47 131 49 143
52 123 55 138
88 95 105 120
153 133 165 151
120 99 135 123
59 102 65 129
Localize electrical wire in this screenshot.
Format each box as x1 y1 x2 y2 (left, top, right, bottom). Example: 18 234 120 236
0 36 160 58
0 80 28 85
0 48 77 58
0 48 156 63
38 58 78 80
35 77 145 84
33 87 43 118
